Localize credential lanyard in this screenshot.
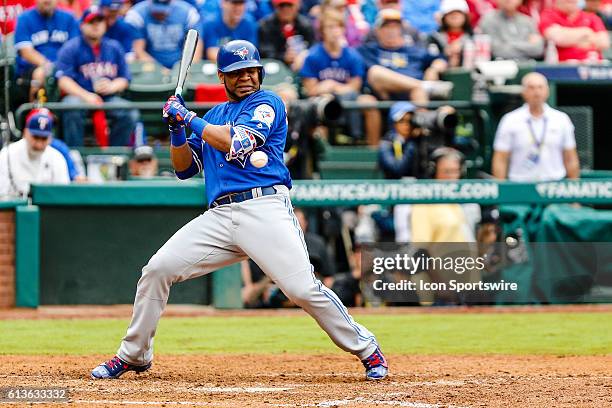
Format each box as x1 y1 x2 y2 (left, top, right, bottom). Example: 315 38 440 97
526 117 548 153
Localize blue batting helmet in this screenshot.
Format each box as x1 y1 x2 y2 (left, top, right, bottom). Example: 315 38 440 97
217 40 265 81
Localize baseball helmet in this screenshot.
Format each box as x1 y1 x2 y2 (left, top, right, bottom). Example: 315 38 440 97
217 40 265 81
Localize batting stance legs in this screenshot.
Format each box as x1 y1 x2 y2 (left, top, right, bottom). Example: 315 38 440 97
110 189 380 371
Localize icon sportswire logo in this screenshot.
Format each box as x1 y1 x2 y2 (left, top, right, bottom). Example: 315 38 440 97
233 47 249 60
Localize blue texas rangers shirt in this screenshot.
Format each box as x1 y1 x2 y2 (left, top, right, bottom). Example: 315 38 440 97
55 36 130 94
202 14 258 51
125 0 201 68
300 43 365 83
185 89 291 206
104 17 133 53
357 41 441 80
14 8 79 76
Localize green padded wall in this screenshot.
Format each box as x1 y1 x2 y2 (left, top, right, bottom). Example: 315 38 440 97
39 206 212 305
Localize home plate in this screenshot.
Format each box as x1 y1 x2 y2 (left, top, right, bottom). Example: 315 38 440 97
196 386 294 393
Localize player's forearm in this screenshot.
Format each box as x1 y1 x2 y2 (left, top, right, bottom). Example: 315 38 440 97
19 47 48 67
201 124 231 152
170 143 194 172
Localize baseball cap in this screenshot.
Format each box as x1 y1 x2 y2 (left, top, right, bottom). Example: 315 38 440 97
80 6 104 24
133 145 155 161
389 102 416 122
99 0 125 10
439 0 469 15
272 0 298 5
375 8 402 28
26 109 54 138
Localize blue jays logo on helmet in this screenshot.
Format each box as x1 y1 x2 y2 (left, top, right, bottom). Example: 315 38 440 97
217 40 265 81
233 47 250 60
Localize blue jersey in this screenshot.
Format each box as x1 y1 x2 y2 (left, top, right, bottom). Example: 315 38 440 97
125 0 201 68
300 43 365 83
186 90 291 206
14 8 79 76
105 17 133 53
357 41 441 80
50 138 78 180
55 36 130 94
202 14 258 51
199 0 272 22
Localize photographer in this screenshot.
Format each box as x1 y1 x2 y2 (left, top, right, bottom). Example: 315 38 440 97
378 102 457 180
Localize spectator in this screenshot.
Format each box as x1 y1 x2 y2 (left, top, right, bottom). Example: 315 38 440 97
129 145 159 178
584 0 612 30
411 148 480 241
300 9 381 145
0 0 35 35
401 0 440 34
479 0 544 61
362 0 422 46
56 6 138 146
540 0 609 63
357 9 449 104
198 0 274 22
466 0 496 27
518 0 555 25
409 147 481 305
258 0 314 69
0 109 69 198
492 72 579 181
311 0 370 47
57 0 91 18
202 0 258 61
14 0 79 101
428 0 474 68
100 0 133 56
378 102 421 179
125 0 202 68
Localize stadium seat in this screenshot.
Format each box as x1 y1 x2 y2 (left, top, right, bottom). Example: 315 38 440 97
127 61 175 97
318 146 383 179
260 59 297 92
0 32 16 59
558 106 594 170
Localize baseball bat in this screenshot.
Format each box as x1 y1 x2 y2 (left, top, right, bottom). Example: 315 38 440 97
175 29 199 97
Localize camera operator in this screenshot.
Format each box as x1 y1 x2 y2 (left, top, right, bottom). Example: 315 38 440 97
378 101 457 180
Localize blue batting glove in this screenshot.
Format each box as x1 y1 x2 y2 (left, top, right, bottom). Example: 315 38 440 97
162 96 196 125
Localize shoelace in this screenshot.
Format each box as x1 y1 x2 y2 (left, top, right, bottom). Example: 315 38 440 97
364 351 385 368
106 356 125 371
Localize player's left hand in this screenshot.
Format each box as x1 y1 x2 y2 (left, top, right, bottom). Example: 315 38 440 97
162 96 196 125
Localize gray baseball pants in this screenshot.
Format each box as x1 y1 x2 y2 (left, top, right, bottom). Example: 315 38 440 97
117 186 379 365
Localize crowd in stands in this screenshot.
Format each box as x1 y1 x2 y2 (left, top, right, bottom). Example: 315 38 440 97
2 0 609 144
1 0 610 306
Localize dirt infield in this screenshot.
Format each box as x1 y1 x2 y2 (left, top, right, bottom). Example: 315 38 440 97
1 354 611 407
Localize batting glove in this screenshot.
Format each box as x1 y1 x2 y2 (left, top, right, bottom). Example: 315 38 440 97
162 96 197 125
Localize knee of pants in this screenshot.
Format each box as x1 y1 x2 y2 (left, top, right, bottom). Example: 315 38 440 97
141 251 180 285
282 282 317 307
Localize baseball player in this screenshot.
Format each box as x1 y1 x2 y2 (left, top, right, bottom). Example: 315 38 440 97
91 40 388 381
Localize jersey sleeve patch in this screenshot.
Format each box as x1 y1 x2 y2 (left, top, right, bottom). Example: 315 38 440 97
251 104 275 129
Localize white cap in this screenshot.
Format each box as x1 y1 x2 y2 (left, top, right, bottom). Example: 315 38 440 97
439 0 469 15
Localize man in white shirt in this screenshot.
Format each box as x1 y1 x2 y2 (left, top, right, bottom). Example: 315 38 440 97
0 109 70 198
492 72 580 181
